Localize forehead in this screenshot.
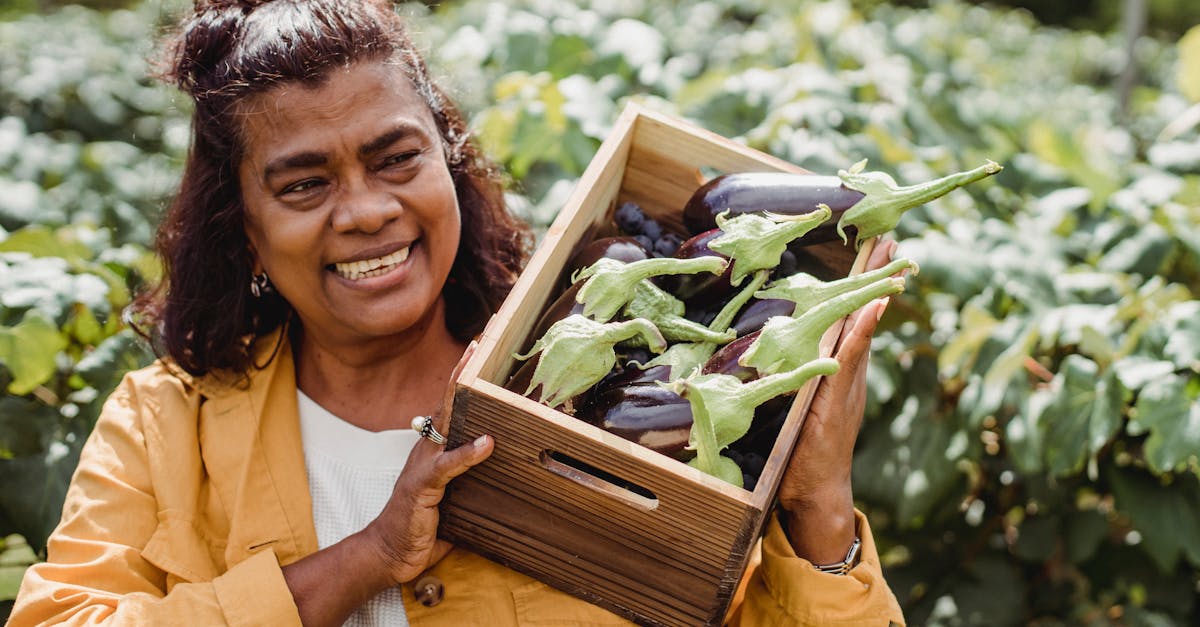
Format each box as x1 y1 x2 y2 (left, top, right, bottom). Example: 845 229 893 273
236 61 439 157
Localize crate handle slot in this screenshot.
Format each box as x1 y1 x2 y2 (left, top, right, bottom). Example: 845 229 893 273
538 450 659 512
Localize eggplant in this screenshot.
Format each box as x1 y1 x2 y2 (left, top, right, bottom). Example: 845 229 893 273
576 383 696 461
657 229 734 305
528 281 585 345
702 332 760 382
565 236 651 284
730 298 796 338
682 172 863 238
595 363 674 390
700 330 793 422
532 237 654 341
682 161 1003 249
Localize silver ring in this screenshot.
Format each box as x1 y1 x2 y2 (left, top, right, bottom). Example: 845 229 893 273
411 416 447 445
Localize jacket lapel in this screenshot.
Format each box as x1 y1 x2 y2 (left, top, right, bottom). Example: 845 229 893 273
198 333 319 568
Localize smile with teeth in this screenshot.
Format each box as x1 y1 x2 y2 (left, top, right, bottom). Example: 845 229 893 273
332 246 410 280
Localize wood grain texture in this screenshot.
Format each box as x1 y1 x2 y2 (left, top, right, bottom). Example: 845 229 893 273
444 102 870 626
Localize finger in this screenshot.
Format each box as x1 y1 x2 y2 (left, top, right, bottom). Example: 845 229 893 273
863 236 896 272
835 297 888 366
425 434 493 491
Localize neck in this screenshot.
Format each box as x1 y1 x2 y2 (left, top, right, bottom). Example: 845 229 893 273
292 298 469 432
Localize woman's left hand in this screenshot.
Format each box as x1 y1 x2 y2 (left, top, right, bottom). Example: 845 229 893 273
774 238 898 564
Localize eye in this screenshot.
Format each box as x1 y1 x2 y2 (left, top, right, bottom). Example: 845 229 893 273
380 150 422 169
279 178 325 196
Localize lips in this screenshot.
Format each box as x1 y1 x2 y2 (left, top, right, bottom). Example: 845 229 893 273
331 245 411 280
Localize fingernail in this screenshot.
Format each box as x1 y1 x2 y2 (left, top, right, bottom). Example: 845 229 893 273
876 298 889 321
474 435 489 449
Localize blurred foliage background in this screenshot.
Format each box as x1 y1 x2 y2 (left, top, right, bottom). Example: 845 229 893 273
2 0 1199 624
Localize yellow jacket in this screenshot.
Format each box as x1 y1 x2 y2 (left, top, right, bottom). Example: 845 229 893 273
11 337 904 626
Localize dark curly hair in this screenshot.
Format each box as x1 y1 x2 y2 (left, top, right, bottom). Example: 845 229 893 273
133 0 532 377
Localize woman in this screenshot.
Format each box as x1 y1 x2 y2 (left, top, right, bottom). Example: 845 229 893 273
11 0 905 625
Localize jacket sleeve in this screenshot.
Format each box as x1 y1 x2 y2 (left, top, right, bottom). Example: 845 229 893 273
728 510 905 627
8 375 303 627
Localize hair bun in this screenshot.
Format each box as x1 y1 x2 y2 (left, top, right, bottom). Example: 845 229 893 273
193 0 272 12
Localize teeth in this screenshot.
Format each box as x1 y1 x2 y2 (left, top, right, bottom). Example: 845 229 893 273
333 247 410 280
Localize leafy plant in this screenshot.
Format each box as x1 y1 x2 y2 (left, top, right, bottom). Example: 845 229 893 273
2 0 1198 623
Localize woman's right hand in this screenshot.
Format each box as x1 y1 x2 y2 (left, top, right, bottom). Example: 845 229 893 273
283 345 492 627
363 427 493 584
362 341 493 584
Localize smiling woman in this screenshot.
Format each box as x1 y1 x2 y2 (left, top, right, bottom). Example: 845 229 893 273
237 62 465 375
8 1 905 626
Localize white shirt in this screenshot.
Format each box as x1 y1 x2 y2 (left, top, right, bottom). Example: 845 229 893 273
297 390 421 627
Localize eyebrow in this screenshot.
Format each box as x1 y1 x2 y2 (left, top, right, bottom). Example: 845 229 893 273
261 122 429 181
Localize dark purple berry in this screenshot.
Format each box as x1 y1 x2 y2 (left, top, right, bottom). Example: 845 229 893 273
614 202 645 235
653 233 683 257
640 218 663 241
633 234 654 251
743 453 766 476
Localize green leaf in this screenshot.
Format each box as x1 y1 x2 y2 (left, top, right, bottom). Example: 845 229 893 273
1037 355 1125 477
0 310 69 395
853 395 964 527
73 331 147 395
923 555 1026 627
1097 222 1173 278
0 225 91 261
0 533 38 601
1112 355 1177 394
1178 25 1200 102
1013 514 1057 561
1109 467 1200 573
0 438 83 554
1064 509 1110 564
1131 374 1200 475
1161 301 1200 369
0 397 59 459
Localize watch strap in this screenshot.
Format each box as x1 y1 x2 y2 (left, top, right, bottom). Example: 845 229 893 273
812 536 861 576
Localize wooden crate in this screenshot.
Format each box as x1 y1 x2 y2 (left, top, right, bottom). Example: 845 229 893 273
442 103 873 626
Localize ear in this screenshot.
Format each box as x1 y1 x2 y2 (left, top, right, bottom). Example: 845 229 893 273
246 242 263 275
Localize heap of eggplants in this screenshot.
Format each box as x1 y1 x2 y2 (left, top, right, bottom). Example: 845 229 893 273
508 159 1001 488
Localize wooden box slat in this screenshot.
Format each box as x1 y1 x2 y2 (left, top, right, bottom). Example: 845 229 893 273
443 103 870 626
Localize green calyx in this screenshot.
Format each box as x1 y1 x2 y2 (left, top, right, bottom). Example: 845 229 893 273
709 208 832 286
514 314 667 408
668 357 841 485
741 274 907 375
644 270 771 377
756 257 918 315
623 281 737 345
573 256 728 322
835 159 1003 248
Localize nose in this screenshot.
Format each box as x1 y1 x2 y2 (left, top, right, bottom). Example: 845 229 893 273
330 177 403 234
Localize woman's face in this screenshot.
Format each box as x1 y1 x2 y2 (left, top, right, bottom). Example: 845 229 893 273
237 61 461 348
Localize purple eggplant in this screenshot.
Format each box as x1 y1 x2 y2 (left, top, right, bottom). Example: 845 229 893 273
682 161 1003 249
700 330 796 434
575 383 696 461
565 236 651 282
532 237 654 341
702 332 760 382
730 298 796 338
682 172 863 238
595 363 674 390
657 229 734 305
